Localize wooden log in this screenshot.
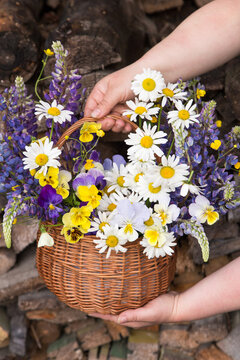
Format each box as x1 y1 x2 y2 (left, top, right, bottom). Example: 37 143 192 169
0 307 9 345
45 0 157 75
0 0 44 87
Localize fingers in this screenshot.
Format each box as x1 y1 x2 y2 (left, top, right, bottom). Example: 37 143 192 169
118 306 156 325
84 81 107 117
89 313 118 322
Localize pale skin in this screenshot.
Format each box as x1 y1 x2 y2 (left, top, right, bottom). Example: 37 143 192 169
85 0 240 327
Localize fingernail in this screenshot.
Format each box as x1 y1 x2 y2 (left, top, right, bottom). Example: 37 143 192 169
91 109 101 118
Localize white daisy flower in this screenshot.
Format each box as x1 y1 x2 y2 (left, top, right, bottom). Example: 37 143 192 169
104 163 129 195
189 195 219 225
123 98 159 122
35 100 73 124
159 82 187 107
124 162 151 191
94 224 127 259
153 155 189 190
89 211 113 233
154 197 180 226
98 193 118 213
131 68 165 102
136 174 171 203
180 182 203 197
167 99 200 130
140 218 176 259
38 232 54 247
111 190 144 205
23 137 61 176
125 122 167 162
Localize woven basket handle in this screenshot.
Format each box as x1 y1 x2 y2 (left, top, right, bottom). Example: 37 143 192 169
55 114 138 148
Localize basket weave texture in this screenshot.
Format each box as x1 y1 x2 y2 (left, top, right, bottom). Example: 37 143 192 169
36 115 177 315
36 225 177 315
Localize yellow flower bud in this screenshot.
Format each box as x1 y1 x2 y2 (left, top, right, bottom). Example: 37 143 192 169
215 120 222 128
44 49 54 56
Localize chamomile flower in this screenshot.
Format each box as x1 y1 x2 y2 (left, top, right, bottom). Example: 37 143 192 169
112 190 144 205
104 163 129 195
35 100 73 124
159 83 187 107
123 98 159 122
94 224 127 259
153 155 189 190
140 218 176 258
189 195 219 225
131 68 165 102
89 211 113 233
167 99 199 130
180 182 203 197
136 174 170 203
23 137 61 176
98 193 118 213
154 197 180 226
124 162 151 191
125 122 167 162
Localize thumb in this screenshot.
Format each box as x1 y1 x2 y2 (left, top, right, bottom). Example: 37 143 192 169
118 306 153 324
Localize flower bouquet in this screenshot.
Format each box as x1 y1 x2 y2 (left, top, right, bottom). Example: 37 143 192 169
1 42 240 314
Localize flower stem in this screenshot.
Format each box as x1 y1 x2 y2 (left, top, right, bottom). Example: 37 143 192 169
35 56 49 101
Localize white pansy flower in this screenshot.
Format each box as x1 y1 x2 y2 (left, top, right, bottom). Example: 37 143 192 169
140 218 176 259
35 100 73 124
125 122 167 162
154 198 180 226
167 99 199 130
123 98 159 122
189 195 219 225
23 138 61 176
131 68 165 102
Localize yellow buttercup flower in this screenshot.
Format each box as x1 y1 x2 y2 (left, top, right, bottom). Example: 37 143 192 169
44 49 54 56
35 167 59 188
210 139 221 150
234 162 240 170
84 159 95 170
79 122 102 142
215 120 222 128
96 129 105 137
196 88 206 99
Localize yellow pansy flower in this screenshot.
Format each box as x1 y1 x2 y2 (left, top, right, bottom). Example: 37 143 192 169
69 206 92 231
77 185 101 209
35 167 59 188
56 170 72 199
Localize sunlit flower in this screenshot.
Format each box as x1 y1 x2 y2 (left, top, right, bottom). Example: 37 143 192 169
125 122 167 162
189 195 219 225
153 155 189 190
167 99 199 130
123 98 159 122
94 224 127 259
23 138 61 176
159 82 187 107
140 218 176 258
131 68 165 102
35 100 73 124
154 197 180 226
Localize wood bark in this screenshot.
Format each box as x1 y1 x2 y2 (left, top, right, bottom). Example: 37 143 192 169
45 0 157 75
0 0 44 86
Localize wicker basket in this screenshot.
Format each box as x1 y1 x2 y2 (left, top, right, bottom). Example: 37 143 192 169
36 115 177 315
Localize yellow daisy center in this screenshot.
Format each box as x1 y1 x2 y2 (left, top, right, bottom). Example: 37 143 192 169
134 172 144 183
48 107 61 116
178 109 190 120
144 216 154 226
35 154 49 166
135 106 147 115
124 224 133 234
140 136 153 148
151 116 158 123
106 235 118 247
117 176 125 187
107 203 117 212
160 166 175 179
162 88 174 97
142 78 156 91
148 183 161 194
99 221 108 232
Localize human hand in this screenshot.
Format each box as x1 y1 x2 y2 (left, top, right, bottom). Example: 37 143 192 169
89 292 179 328
84 62 144 133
